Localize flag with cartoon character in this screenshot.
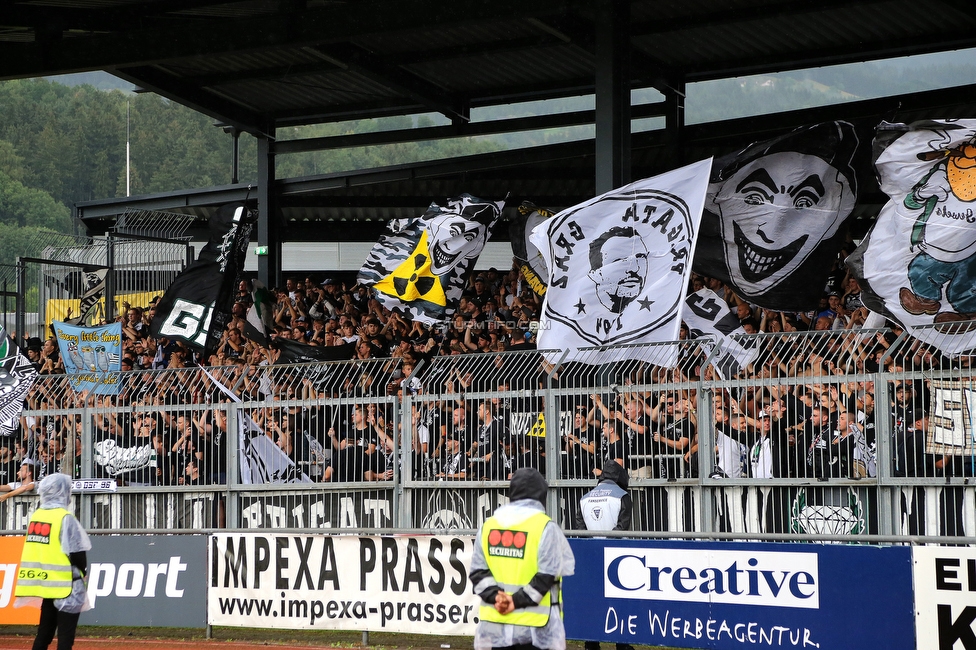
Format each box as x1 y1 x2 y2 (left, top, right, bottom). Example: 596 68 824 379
358 194 504 324
530 159 711 364
53 320 123 395
693 121 859 311
848 119 976 355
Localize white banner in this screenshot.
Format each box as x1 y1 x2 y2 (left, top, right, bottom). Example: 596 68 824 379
929 380 976 457
913 546 976 650
531 159 711 365
209 533 480 634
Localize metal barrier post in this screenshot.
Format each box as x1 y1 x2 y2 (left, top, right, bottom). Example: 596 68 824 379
225 403 239 528
391 393 402 528
697 386 715 534
543 367 561 519
80 408 93 529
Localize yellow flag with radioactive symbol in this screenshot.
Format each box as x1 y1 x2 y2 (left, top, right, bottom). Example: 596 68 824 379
374 230 447 306
358 194 504 324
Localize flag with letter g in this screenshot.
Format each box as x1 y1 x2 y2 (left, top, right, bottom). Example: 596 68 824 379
530 159 711 364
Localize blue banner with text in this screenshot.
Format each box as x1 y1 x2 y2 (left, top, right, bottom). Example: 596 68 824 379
563 539 914 650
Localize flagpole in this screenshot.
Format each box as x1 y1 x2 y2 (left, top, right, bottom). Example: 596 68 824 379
126 100 130 197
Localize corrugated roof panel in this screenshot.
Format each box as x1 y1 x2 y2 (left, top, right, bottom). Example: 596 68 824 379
217 71 404 113
159 47 331 77
357 18 543 56
406 44 593 94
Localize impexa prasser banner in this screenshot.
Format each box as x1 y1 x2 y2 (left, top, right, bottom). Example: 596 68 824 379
209 533 480 634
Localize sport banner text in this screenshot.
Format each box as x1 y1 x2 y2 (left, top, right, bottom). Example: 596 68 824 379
209 533 480 634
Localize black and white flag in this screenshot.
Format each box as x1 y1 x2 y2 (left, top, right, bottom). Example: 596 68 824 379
275 337 356 364
530 159 711 364
847 119 976 355
65 268 107 326
358 194 504 324
0 325 37 436
242 279 275 347
682 288 758 377
201 366 309 484
693 121 859 311
151 203 254 353
509 201 553 300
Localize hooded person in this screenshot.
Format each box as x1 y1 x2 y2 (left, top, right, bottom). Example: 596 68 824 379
575 459 633 532
468 468 576 650
15 472 92 650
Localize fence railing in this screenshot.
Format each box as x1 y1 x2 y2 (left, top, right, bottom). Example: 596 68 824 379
4 328 975 542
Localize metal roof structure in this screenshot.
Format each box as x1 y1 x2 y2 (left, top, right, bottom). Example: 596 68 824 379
5 0 976 282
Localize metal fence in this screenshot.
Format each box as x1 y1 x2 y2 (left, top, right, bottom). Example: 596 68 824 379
3 327 974 543
10 210 193 342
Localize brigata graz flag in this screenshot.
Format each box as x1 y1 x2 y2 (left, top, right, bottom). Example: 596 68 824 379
151 203 254 352
848 119 976 355
509 201 553 299
0 325 37 436
694 121 859 311
358 194 504 324
53 320 122 395
530 159 711 364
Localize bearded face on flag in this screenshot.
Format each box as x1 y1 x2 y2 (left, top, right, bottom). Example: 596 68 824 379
530 159 712 363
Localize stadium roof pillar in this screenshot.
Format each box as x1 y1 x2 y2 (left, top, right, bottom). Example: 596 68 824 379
257 129 281 288
594 0 631 194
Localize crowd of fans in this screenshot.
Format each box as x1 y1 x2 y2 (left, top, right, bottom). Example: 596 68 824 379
2 251 974 504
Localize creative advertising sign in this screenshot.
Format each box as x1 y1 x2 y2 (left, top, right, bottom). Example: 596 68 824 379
913 546 976 650
209 533 480 634
563 539 915 650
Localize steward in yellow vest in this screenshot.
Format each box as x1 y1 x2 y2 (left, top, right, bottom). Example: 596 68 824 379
469 468 575 650
15 472 91 650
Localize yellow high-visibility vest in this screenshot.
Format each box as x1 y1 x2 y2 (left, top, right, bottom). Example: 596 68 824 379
16 508 73 599
479 510 556 627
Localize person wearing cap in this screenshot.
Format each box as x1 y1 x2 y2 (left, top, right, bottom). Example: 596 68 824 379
469 468 575 650
465 275 492 308
0 458 36 502
436 431 467 480
15 472 92 650
575 461 634 650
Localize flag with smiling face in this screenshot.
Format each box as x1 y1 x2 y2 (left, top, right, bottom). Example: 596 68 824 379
358 194 504 324
530 159 711 365
693 121 859 311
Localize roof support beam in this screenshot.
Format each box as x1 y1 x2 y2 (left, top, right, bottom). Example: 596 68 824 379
309 44 468 124
276 102 665 154
594 0 630 193
110 65 268 136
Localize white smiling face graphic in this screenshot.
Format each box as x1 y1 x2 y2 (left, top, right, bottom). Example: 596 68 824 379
713 151 854 295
